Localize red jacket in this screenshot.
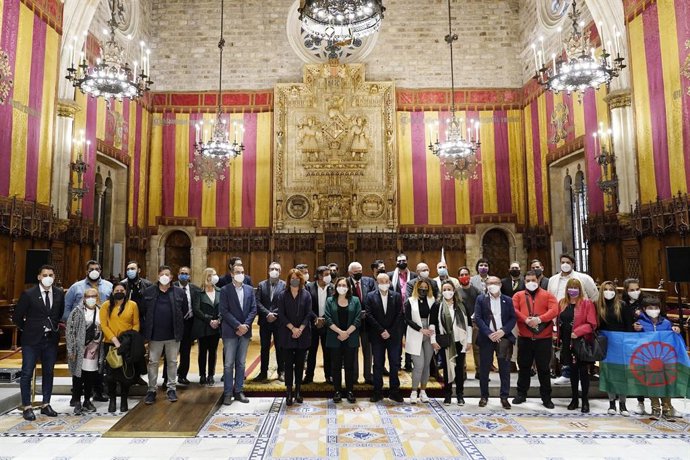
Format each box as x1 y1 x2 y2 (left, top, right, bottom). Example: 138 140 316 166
572 298 598 342
513 288 558 339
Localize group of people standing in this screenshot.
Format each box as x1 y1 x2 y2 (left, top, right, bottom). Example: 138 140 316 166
11 253 685 422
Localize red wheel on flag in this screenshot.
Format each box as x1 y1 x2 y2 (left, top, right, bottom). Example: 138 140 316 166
629 341 678 387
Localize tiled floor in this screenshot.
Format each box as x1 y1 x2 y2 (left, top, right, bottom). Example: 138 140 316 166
0 396 689 459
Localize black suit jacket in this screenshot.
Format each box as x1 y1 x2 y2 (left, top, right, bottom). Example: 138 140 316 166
174 281 201 320
255 279 286 326
500 276 525 298
14 285 65 346
473 294 517 347
365 289 403 341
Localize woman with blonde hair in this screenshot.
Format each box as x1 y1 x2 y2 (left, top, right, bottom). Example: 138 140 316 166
404 279 439 403
192 267 221 385
558 278 598 413
596 281 634 416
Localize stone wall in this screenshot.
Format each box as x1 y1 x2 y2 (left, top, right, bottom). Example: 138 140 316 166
148 0 524 91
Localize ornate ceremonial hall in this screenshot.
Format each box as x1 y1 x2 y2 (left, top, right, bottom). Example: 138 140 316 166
1 0 690 458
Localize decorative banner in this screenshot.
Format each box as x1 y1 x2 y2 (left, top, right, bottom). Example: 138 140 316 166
600 331 690 398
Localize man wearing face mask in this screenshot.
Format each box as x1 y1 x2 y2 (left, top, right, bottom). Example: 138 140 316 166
217 257 253 288
141 265 188 405
366 273 404 402
547 254 599 302
305 266 334 384
530 259 550 290
470 258 491 294
348 261 377 384
388 254 417 371
295 264 310 283
511 271 558 409
121 261 153 326
170 267 201 385
433 261 460 291
255 262 286 382
458 266 482 379
328 263 339 279
405 262 440 300
14 265 65 421
501 262 525 298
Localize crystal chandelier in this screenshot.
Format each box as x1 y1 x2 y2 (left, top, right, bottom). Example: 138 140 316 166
190 0 244 187
66 0 152 102
533 0 625 95
0 48 13 104
298 0 385 43
593 123 619 211
428 0 480 181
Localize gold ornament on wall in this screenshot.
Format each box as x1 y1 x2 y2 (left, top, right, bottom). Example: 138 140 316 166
682 40 690 96
0 49 14 105
549 102 570 145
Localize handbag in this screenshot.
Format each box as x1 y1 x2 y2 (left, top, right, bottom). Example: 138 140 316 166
525 292 550 335
106 346 123 369
573 331 607 362
435 333 450 348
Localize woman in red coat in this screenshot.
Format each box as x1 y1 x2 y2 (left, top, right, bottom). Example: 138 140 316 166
558 278 598 413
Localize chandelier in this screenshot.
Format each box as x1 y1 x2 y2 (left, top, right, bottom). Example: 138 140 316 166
533 0 625 95
0 48 13 104
66 0 152 102
428 0 480 181
190 0 244 187
593 123 619 211
298 0 385 43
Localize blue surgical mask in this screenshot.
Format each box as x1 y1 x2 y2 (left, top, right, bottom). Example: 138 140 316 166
178 274 190 282
438 268 448 277
126 269 137 280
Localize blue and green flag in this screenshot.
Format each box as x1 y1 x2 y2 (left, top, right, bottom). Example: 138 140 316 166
599 331 690 398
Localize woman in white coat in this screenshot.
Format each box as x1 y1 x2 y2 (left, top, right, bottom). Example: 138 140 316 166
404 279 439 403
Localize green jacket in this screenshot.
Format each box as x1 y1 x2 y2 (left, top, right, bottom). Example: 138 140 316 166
324 296 361 348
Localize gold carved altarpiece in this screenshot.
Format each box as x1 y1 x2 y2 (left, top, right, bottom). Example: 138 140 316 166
273 63 397 232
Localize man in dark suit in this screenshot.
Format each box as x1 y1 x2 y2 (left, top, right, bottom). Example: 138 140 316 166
171 266 201 384
387 253 417 371
501 261 525 297
219 264 257 405
304 265 334 384
13 264 65 421
217 256 253 288
366 272 404 402
473 276 517 410
348 261 376 384
405 262 440 299
254 262 286 382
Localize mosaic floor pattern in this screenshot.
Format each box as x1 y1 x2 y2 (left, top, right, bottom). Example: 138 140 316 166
0 396 689 459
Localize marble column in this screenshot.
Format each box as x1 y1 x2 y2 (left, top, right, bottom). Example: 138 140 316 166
52 100 81 218
604 90 637 213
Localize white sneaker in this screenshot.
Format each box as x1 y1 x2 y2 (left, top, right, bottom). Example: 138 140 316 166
620 408 630 417
409 391 418 404
635 402 648 415
607 407 617 415
670 407 684 418
419 390 429 403
552 376 570 385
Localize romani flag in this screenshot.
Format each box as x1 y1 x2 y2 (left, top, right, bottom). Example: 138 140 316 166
599 331 690 398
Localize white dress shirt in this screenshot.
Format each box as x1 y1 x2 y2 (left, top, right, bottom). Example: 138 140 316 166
380 291 389 315
489 295 503 331
235 284 245 307
317 284 328 317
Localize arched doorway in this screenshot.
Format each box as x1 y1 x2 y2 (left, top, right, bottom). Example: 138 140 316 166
164 231 192 276
482 228 510 279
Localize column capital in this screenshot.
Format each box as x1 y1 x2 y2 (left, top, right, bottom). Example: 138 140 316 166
604 90 632 110
57 99 81 118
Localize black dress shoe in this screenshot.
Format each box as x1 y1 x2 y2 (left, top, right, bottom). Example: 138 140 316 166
382 368 390 376
567 399 579 410
253 373 267 382
120 397 129 412
326 377 334 385
543 399 555 409
346 392 356 403
512 395 526 405
200 376 207 385
295 390 303 404
40 405 58 417
286 391 294 406
370 392 382 403
501 398 512 410
108 398 117 412
234 392 249 403
69 397 77 407
333 391 342 403
178 377 191 385
207 376 216 386
389 392 404 403
581 400 590 413
22 408 36 421
82 400 97 412
93 393 109 402
478 398 488 407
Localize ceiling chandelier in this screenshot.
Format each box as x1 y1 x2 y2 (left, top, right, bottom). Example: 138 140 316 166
66 0 152 102
298 0 385 44
190 0 244 187
428 0 480 181
533 0 625 95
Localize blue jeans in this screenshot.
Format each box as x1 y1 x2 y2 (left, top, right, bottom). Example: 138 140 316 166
223 336 250 396
20 335 58 407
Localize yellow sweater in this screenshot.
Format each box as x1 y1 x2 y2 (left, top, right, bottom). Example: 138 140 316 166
100 300 140 343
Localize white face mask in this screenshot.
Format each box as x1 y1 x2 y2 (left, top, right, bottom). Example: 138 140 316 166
234 273 245 284
322 275 332 284
604 290 616 300
158 275 171 286
379 283 390 292
561 263 572 273
269 269 280 279
628 290 641 301
442 290 455 300
646 309 660 318
304 273 310 282
336 286 348 296
88 270 100 281
40 276 54 288
418 270 429 279
85 297 97 308
487 285 501 296
525 281 539 292
210 274 219 285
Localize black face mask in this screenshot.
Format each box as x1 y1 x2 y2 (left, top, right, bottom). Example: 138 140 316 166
397 262 407 270
510 269 521 278
377 268 387 274
113 292 126 301
353 273 362 281
418 289 429 297
533 269 543 277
